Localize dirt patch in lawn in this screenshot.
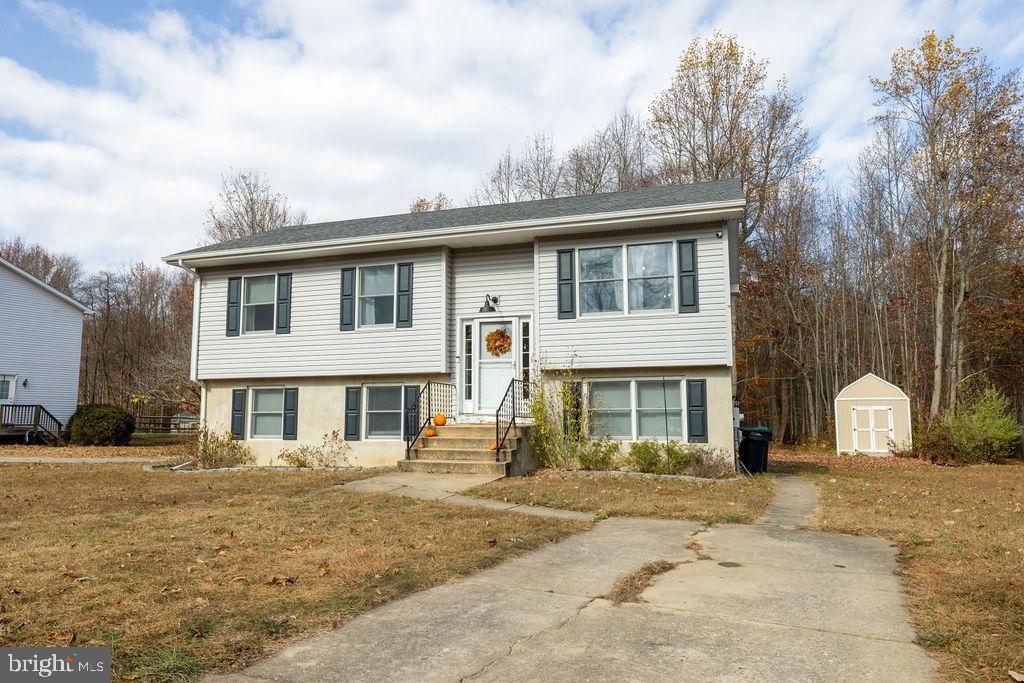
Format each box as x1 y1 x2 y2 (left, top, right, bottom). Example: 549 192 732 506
797 455 1023 681
0 463 587 680
468 470 776 524
0 443 187 459
770 445 932 472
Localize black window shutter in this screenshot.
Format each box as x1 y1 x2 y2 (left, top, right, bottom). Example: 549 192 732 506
344 386 361 440
678 240 699 313
340 268 356 331
231 388 246 440
403 385 420 439
686 379 708 443
396 262 413 328
562 381 583 438
226 277 241 336
276 273 292 334
556 249 576 319
283 388 298 440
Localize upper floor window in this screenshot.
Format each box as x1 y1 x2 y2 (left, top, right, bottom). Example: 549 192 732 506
579 247 622 313
578 242 675 315
627 243 674 311
243 275 276 333
359 265 396 326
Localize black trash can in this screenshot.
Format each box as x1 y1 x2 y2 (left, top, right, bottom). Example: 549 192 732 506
738 427 773 473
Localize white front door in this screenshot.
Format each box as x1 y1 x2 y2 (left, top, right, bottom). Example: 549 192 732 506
852 406 894 453
476 320 516 412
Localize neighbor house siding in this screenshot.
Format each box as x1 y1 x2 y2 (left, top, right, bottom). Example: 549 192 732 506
447 245 535 383
536 224 731 369
195 249 446 379
0 265 84 423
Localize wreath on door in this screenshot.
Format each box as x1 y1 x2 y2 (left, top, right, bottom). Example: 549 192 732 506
485 327 513 357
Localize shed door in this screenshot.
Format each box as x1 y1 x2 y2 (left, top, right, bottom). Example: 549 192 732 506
852 406 894 453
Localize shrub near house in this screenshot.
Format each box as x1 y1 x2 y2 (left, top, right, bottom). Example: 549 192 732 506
65 404 135 446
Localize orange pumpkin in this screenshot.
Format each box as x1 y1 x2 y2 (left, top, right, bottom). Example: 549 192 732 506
490 442 498 451
433 413 447 427
424 427 436 438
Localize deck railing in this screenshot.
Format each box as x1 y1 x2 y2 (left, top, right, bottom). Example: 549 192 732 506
0 404 63 444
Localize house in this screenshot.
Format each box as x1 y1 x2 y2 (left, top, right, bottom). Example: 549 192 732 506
163 179 745 473
0 256 92 443
834 372 912 455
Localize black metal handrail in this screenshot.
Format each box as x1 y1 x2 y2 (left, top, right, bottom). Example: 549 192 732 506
404 381 456 458
495 379 531 461
1 404 63 443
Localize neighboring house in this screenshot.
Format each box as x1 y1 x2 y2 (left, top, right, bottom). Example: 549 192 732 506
0 256 92 442
163 180 745 471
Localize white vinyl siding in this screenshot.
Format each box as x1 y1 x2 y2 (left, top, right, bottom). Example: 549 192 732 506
196 249 445 379
538 226 731 369
0 264 85 423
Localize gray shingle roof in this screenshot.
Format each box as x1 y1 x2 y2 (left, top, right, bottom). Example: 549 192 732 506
173 179 742 257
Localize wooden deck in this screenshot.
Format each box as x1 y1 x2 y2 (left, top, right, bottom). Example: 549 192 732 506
0 405 63 445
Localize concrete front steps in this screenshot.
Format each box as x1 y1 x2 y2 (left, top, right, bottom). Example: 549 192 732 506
397 422 527 476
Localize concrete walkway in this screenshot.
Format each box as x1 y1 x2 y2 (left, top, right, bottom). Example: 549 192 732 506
339 471 595 521
210 472 934 682
0 455 175 464
761 473 819 527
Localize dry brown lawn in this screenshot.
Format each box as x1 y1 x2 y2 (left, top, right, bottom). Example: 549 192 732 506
0 443 186 459
469 470 776 523
0 463 587 680
777 449 1024 682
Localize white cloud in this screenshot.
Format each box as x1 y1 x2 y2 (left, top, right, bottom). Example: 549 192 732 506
0 0 1020 268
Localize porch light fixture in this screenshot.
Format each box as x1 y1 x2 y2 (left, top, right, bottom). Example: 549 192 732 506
21 378 28 388
479 294 499 313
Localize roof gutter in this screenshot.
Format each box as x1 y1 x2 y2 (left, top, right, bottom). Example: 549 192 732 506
163 198 745 269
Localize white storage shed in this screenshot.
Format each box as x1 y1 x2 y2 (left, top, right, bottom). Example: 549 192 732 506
834 373 912 455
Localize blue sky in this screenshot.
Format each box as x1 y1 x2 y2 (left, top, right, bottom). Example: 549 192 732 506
1 0 1022 269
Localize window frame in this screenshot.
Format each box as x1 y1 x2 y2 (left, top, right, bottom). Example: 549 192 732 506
626 242 676 313
587 380 634 439
363 384 405 440
249 386 285 439
575 240 681 317
585 377 690 441
241 273 278 335
577 246 625 316
356 263 398 328
0 374 16 403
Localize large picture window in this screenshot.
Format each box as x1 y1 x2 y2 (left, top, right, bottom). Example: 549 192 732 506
359 265 396 326
588 381 632 438
250 388 284 438
579 247 623 313
243 275 276 333
365 385 403 438
627 243 674 311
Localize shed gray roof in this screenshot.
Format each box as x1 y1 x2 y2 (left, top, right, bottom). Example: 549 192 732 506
172 179 742 257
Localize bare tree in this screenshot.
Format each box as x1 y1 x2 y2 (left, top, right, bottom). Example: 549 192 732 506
0 235 83 295
469 147 522 205
517 132 564 199
204 168 307 244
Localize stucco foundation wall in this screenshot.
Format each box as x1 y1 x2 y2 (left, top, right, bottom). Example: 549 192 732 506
203 375 447 467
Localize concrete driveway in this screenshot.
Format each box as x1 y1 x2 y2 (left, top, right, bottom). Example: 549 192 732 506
210 475 934 682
